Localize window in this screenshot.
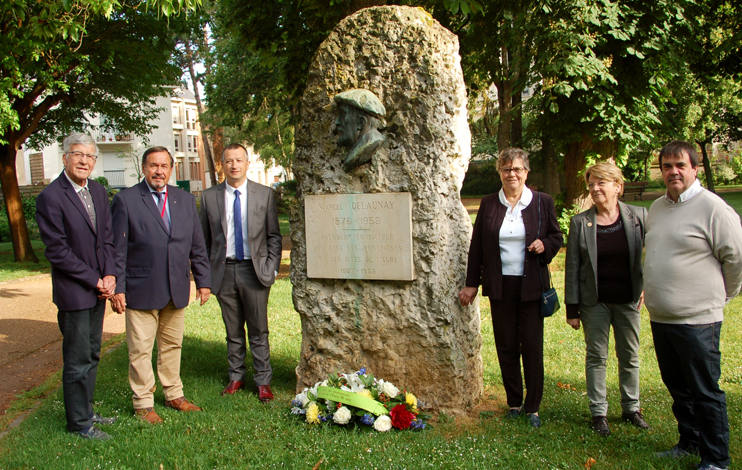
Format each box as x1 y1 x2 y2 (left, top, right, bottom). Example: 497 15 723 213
185 107 197 130
173 133 181 152
187 135 198 152
172 105 181 124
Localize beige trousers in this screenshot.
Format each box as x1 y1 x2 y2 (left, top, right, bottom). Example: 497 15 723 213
125 300 185 409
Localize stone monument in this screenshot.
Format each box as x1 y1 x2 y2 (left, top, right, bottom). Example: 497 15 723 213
291 5 482 412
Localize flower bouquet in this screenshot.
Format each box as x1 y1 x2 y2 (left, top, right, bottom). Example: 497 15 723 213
290 368 427 432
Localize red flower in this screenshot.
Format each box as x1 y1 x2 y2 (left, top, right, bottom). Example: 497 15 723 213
389 404 415 429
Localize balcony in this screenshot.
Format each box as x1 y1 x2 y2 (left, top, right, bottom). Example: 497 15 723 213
88 128 135 145
104 169 127 188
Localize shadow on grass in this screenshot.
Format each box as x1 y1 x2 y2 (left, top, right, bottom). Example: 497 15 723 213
0 241 50 283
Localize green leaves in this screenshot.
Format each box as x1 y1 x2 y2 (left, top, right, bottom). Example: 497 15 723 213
442 0 483 16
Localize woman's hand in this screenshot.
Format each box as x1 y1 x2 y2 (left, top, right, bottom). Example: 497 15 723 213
458 287 478 306
527 239 545 254
637 291 645 311
566 318 581 330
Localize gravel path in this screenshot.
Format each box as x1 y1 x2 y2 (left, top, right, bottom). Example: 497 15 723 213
0 274 127 416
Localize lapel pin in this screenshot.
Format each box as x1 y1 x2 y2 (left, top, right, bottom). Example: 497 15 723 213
587 222 593 227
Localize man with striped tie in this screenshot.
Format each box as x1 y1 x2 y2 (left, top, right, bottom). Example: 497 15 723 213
111 146 210 423
199 143 282 402
36 133 117 439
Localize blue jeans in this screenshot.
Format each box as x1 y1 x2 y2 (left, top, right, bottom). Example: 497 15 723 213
651 321 729 468
58 299 105 432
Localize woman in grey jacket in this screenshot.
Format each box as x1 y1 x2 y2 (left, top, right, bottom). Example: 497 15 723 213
564 162 649 436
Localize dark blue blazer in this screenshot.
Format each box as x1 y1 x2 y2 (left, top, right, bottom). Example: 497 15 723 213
36 172 115 311
111 181 210 310
465 191 563 302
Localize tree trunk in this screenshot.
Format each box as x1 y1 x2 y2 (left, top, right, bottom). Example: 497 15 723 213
644 150 650 180
541 134 561 196
184 38 218 187
563 136 617 210
564 140 590 210
211 127 225 183
511 90 522 148
697 139 715 193
495 79 512 151
0 142 39 262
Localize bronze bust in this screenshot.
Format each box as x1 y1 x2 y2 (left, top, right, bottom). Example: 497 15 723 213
333 89 386 171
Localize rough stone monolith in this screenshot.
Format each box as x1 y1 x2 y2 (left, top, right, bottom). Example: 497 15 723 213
291 5 482 412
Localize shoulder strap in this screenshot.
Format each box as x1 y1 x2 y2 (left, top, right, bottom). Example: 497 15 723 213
536 192 552 291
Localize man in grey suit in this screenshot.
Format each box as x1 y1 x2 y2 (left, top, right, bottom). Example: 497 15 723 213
111 146 210 423
200 143 282 401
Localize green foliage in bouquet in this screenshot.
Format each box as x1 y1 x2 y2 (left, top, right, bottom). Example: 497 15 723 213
290 368 429 432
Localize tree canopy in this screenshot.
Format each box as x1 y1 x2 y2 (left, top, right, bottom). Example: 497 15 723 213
0 0 197 261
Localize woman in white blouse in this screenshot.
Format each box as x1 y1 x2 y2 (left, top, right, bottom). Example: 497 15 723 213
459 148 563 428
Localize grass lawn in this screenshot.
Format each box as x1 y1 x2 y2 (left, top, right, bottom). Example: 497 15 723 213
279 213 290 236
1 253 741 469
625 190 742 215
0 240 49 282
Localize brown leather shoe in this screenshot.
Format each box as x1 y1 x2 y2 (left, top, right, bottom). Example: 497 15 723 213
164 396 202 412
134 407 163 424
222 380 245 396
258 385 274 403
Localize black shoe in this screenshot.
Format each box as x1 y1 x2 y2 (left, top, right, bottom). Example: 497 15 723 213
622 411 650 429
506 408 523 419
74 426 112 440
91 413 117 425
655 444 698 459
527 413 541 428
592 416 610 436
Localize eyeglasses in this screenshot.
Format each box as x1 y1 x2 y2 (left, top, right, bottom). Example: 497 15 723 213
66 151 98 161
499 167 526 175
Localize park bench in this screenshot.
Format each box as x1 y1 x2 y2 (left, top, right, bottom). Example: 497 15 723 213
622 181 650 200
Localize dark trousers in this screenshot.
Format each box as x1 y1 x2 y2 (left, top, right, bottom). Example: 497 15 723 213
651 321 729 468
490 276 544 414
57 299 105 432
216 260 272 386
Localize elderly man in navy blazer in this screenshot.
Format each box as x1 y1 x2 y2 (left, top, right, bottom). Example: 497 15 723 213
36 133 117 440
110 146 210 424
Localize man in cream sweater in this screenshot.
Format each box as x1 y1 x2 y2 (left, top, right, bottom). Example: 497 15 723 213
645 141 742 470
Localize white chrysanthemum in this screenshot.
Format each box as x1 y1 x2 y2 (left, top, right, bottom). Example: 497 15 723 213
333 406 352 425
379 380 400 398
373 415 392 432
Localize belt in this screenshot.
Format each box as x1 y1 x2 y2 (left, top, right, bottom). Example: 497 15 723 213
226 257 251 264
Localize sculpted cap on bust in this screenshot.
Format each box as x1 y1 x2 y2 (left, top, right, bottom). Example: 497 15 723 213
333 89 386 171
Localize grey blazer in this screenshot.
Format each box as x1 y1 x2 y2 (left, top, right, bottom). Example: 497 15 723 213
199 180 283 294
564 201 647 311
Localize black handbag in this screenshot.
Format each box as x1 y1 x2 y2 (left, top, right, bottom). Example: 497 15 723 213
537 193 560 318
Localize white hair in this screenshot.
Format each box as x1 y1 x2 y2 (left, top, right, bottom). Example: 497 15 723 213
62 133 98 154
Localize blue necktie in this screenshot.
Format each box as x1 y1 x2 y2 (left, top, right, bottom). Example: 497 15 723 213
234 190 244 260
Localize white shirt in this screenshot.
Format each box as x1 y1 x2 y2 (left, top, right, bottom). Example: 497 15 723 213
498 187 532 276
63 170 88 193
666 178 703 203
225 181 251 259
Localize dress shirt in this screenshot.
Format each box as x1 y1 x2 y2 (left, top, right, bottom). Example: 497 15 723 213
666 178 703 203
63 171 96 228
498 187 532 276
63 170 88 193
144 180 171 226
225 181 251 259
